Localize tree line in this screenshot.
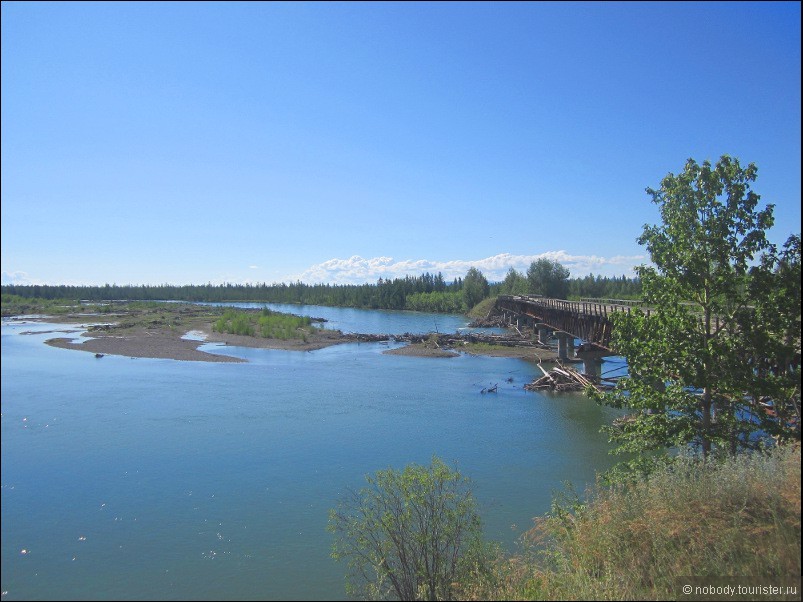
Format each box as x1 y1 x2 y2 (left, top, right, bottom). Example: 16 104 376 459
2 267 640 313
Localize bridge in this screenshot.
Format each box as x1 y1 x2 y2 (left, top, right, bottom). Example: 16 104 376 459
496 295 641 349
495 295 641 376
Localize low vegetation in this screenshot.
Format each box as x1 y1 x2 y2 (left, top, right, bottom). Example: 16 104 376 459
213 307 315 341
461 445 801 601
467 296 498 320
1 293 92 316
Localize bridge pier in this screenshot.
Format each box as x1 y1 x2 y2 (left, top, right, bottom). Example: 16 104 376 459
536 323 551 345
581 357 604 379
556 332 573 360
575 344 611 379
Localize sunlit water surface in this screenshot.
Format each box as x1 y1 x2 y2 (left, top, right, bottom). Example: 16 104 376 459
2 306 622 600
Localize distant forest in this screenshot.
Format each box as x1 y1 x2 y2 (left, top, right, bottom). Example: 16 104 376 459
2 271 641 313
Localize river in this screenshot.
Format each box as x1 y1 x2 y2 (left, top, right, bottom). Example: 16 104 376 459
1 304 623 600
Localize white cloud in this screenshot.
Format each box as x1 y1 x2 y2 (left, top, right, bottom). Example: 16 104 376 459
291 252 646 284
1 271 46 286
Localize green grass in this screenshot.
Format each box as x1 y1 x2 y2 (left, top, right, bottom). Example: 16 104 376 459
461 342 514 352
468 296 498 319
213 308 315 341
1 294 88 316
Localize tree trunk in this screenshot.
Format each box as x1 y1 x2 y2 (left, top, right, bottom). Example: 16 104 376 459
702 387 712 458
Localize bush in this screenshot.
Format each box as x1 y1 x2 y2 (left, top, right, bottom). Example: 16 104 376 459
328 457 495 600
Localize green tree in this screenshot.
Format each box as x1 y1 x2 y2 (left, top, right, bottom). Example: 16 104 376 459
738 233 801 445
462 267 489 310
328 457 491 601
526 258 570 298
499 267 529 295
593 155 798 471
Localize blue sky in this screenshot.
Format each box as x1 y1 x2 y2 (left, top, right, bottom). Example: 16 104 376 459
2 1 800 286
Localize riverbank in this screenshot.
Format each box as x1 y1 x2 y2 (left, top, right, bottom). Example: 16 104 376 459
40 322 561 363
6 300 561 363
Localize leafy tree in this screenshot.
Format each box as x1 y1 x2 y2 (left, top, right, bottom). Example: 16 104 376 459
593 155 798 471
405 291 466 313
526 258 570 298
462 267 489 310
738 233 801 445
328 457 491 601
499 267 529 296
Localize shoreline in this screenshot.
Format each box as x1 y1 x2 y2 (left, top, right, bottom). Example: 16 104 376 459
8 311 561 364
40 321 353 363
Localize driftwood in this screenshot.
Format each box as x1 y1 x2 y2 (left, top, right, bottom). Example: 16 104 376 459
525 364 603 393
467 316 507 328
350 331 550 349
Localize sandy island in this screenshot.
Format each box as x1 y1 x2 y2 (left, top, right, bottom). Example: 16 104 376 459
42 322 355 363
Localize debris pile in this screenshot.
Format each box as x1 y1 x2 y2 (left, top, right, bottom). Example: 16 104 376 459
524 364 601 393
351 332 549 349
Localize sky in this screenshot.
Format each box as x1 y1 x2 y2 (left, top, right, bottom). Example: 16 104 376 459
2 1 800 286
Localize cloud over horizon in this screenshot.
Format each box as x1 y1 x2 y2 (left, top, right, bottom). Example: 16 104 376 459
1 252 646 287
291 252 646 284
1 271 45 286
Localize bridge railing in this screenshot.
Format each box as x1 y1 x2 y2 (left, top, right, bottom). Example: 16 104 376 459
578 297 643 307
498 295 736 332
499 295 640 318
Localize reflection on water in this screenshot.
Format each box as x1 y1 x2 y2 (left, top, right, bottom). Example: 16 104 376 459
1 308 622 601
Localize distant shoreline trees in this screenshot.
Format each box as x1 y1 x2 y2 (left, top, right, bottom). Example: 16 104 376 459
2 268 641 313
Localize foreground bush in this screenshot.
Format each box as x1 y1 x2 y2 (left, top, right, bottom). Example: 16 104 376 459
328 457 495 601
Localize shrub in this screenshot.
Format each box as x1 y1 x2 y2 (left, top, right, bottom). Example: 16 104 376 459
328 457 495 601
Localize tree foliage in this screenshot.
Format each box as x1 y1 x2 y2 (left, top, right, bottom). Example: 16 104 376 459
404 291 466 313
462 268 490 310
526 259 570 299
498 268 530 296
328 457 491 601
565 273 641 300
739 234 802 444
593 156 800 470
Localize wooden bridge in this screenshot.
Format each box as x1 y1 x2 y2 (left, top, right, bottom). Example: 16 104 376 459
495 295 641 354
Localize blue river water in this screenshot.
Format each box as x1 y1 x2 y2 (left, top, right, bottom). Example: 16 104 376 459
1 305 623 600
